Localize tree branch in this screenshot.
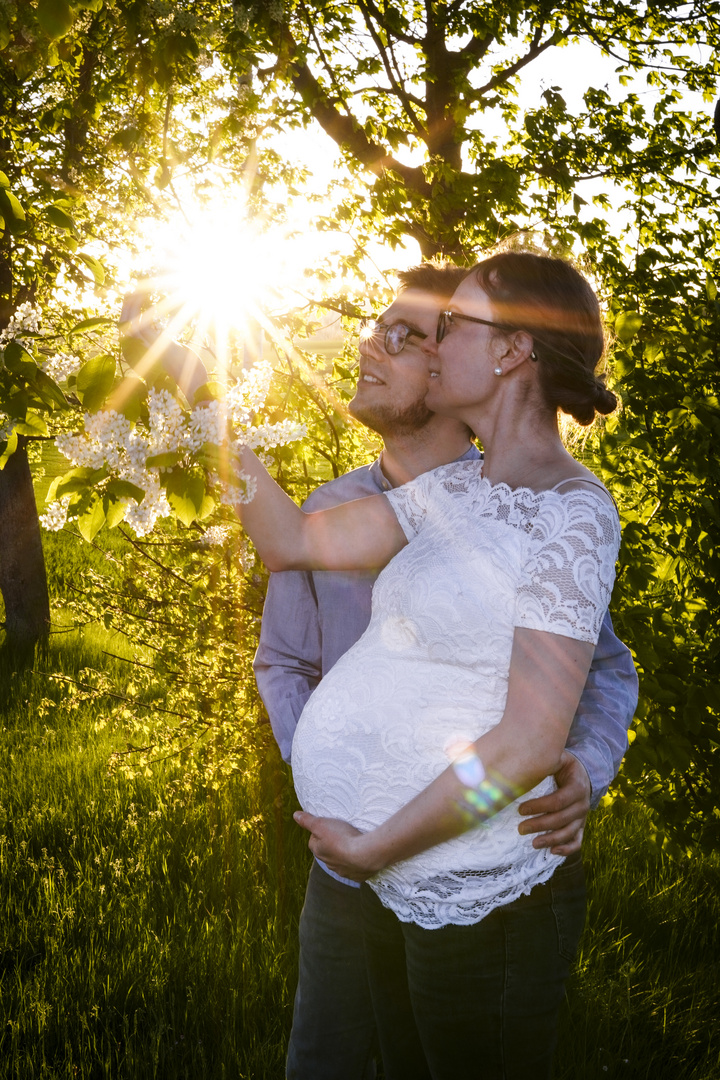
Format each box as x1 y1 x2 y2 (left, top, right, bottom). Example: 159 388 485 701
353 0 421 47
475 27 564 97
356 0 427 140
280 26 430 195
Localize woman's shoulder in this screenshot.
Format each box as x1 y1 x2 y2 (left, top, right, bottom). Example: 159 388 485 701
544 473 618 516
530 474 621 553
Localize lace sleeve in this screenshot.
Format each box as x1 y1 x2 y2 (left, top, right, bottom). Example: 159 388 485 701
515 489 621 643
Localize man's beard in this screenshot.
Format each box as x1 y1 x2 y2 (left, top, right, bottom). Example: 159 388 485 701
348 395 434 437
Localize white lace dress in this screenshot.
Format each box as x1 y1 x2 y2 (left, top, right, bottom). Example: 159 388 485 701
291 460 621 929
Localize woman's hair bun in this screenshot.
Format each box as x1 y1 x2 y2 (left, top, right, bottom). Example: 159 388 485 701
592 376 617 417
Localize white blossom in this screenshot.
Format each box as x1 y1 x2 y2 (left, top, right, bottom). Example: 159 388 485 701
0 302 41 346
41 352 82 383
40 496 71 532
200 524 230 547
219 471 258 507
235 419 307 450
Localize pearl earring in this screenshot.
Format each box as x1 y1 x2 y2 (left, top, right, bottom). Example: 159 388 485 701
494 366 503 376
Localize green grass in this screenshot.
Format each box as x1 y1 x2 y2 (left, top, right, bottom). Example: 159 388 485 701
556 809 720 1079
0 635 309 1079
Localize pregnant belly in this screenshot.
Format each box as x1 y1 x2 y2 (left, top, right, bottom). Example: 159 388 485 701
291 651 506 831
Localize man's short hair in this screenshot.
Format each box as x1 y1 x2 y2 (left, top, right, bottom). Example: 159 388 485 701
396 261 469 303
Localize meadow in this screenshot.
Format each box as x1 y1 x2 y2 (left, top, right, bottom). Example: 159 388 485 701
0 523 718 1079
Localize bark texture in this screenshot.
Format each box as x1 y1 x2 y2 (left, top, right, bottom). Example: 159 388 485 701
0 437 50 647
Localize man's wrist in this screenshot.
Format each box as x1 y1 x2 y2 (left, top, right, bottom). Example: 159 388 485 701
563 748 597 805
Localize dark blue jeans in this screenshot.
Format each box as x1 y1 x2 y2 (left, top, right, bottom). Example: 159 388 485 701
360 854 587 1080
286 861 378 1080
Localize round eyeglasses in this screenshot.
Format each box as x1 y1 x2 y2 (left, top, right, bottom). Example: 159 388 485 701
359 318 428 356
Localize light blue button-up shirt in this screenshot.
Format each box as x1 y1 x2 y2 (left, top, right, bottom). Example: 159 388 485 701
254 450 638 883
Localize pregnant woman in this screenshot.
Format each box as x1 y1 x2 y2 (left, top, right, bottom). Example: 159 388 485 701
236 250 621 1080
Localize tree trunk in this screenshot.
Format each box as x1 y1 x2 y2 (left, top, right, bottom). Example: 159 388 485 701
0 436 50 651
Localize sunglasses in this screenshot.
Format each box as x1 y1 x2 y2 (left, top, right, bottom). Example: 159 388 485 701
359 318 428 356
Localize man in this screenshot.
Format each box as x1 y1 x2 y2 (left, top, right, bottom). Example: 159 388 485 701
253 262 638 1080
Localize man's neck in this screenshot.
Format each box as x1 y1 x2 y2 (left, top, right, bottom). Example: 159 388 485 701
380 423 473 487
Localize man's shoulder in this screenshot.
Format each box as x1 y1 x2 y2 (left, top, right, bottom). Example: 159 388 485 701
302 463 381 511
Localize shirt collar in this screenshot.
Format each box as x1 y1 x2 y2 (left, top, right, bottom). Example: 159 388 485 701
369 443 482 492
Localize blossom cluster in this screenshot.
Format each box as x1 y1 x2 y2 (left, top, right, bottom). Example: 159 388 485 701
0 302 41 346
39 496 72 532
44 363 306 537
41 352 82 383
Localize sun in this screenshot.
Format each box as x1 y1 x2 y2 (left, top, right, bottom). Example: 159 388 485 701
128 197 318 381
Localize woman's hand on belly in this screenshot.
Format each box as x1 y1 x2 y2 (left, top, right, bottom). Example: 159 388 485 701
293 811 384 882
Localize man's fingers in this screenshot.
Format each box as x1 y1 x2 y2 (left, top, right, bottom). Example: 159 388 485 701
519 791 573 816
518 808 583 835
530 822 584 850
546 829 584 856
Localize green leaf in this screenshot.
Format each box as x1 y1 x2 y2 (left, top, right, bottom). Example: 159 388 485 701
77 496 106 542
146 451 183 469
165 469 208 526
3 340 37 376
46 203 76 231
0 429 18 471
45 475 62 503
78 252 105 284
105 377 147 422
707 277 717 301
55 465 108 497
120 336 150 368
103 495 128 529
33 369 69 409
14 413 48 436
0 188 26 229
192 382 225 404
615 311 644 343
35 0 75 39
69 316 115 334
76 353 117 412
614 353 636 377
196 443 228 472
106 479 145 503
0 172 9 188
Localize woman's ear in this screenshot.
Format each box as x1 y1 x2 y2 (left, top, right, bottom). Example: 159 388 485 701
498 330 535 373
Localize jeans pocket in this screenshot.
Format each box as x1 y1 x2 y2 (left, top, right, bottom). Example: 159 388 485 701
550 856 587 963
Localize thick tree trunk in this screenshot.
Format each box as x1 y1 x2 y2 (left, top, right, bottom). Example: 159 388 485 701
0 436 50 649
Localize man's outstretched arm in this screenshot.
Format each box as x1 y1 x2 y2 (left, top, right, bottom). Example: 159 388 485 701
518 610 638 855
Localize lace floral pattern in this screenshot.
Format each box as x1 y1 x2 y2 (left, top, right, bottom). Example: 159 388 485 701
292 460 620 929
